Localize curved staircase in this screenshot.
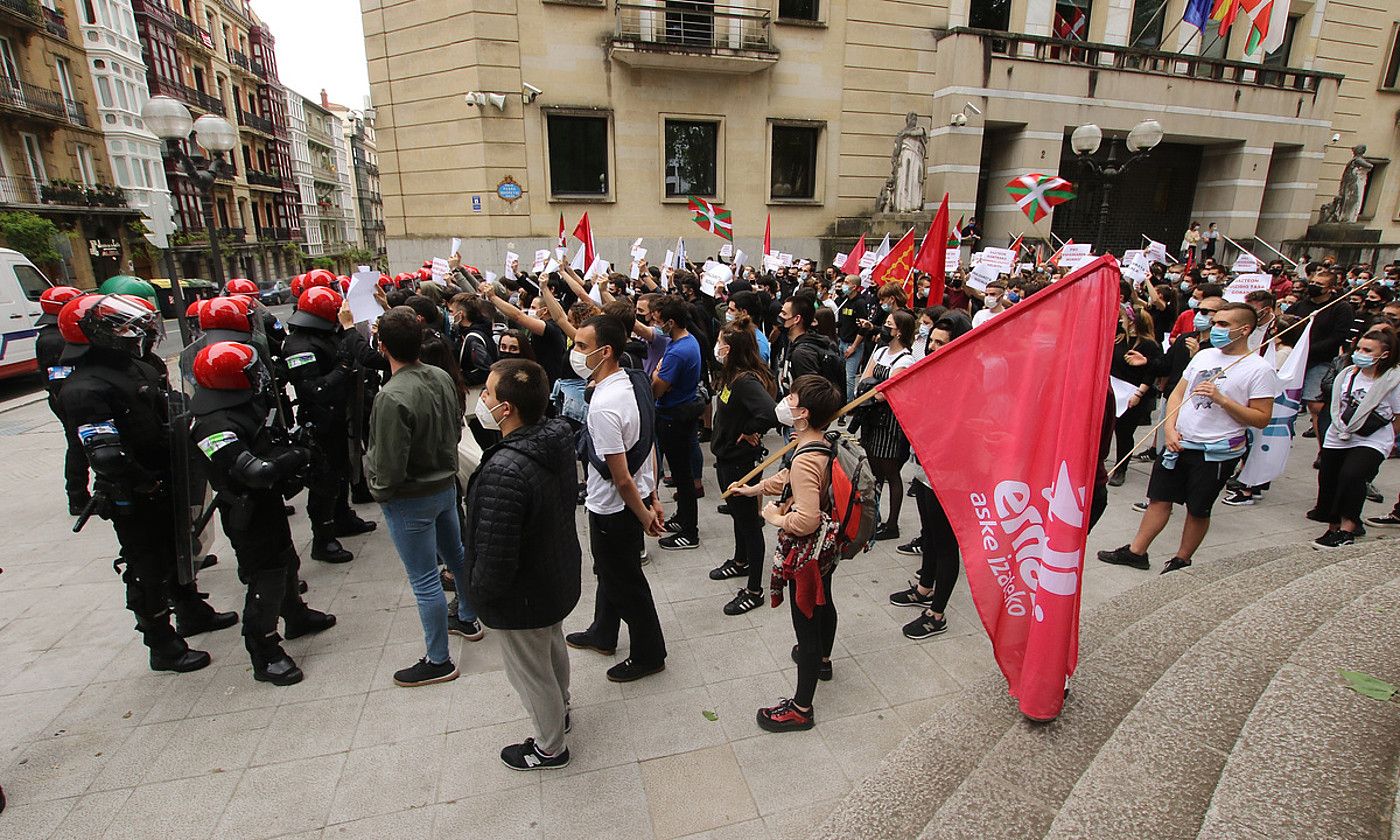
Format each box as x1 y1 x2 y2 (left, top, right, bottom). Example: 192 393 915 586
809 542 1400 840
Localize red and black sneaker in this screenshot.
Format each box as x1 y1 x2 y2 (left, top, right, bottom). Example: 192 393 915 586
756 698 814 732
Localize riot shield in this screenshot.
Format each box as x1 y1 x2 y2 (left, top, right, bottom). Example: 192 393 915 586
168 374 213 586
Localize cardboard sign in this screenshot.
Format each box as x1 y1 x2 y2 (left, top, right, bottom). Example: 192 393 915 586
1224 273 1271 302
430 257 450 284
945 250 961 273
1232 253 1260 274
532 249 551 273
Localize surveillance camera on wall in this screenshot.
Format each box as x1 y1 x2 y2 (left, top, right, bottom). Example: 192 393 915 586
951 113 968 127
522 83 543 104
465 91 483 107
1331 132 1342 143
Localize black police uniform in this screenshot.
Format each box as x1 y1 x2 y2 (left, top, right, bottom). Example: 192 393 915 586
281 321 384 562
190 388 335 684
36 321 89 510
57 346 233 671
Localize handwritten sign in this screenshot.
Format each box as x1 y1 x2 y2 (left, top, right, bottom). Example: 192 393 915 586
1224 273 1271 302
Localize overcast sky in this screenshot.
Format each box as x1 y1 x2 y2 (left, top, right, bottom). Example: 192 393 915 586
250 0 371 110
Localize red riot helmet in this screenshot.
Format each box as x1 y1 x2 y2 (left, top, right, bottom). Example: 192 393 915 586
185 299 204 319
302 268 337 290
288 286 343 330
225 277 258 295
40 285 84 316
290 274 305 297
198 295 254 333
193 341 263 391
58 295 103 344
78 294 163 356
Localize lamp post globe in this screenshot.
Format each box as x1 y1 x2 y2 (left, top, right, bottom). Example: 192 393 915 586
1127 119 1164 153
1071 123 1102 157
141 95 193 141
192 115 238 154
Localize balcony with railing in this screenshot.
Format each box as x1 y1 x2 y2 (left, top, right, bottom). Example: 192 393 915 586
250 58 265 78
217 226 247 243
610 2 777 74
172 11 215 52
237 109 274 134
0 80 90 127
227 48 249 70
245 170 281 188
260 225 296 241
41 5 67 39
0 176 128 209
148 76 225 116
130 0 175 28
0 0 40 31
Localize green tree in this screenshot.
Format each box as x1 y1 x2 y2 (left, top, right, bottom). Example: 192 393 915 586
0 211 62 267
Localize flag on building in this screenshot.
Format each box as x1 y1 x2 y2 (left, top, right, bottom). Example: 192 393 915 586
1237 324 1312 486
573 213 596 268
1183 0 1212 30
878 255 1120 721
912 194 951 299
689 196 734 241
842 235 867 274
1054 6 1087 39
949 215 966 248
763 214 772 256
1210 0 1242 35
870 228 917 290
1241 0 1290 55
1005 173 1076 224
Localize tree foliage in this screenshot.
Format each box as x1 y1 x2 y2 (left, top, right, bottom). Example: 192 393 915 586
0 211 62 266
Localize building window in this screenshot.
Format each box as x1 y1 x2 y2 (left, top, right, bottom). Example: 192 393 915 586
19 133 47 183
1384 23 1400 90
1129 0 1164 48
968 0 1011 31
664 119 719 198
0 36 20 86
770 122 820 200
76 144 97 186
777 0 819 22
1054 0 1090 40
54 58 77 109
546 112 610 197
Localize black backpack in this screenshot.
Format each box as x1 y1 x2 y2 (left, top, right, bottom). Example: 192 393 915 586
793 333 846 396
578 368 655 479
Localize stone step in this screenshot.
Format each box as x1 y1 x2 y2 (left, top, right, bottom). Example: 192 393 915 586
806 542 1323 840
911 546 1365 840
1040 547 1399 840
1197 574 1400 840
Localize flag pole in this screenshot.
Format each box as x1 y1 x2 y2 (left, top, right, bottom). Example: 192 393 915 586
1252 236 1301 270
1141 233 1182 263
1129 0 1175 48
1219 232 1269 269
1108 277 1381 476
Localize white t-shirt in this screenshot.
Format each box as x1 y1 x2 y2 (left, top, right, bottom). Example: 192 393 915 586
1175 348 1282 444
1323 367 1400 455
872 345 916 377
584 369 656 515
972 306 1003 328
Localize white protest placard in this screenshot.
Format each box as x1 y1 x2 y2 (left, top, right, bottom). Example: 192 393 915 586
719 242 733 260
833 252 848 270
662 251 675 288
1120 249 1143 267
1224 273 1271 302
505 251 519 277
555 246 567 261
1123 252 1152 283
484 270 498 286
779 253 794 267
1145 240 1168 265
532 249 550 273
1109 376 1138 418
978 247 1017 275
1060 243 1094 271
964 266 993 293
970 250 983 266
629 260 641 281
588 281 604 305
762 253 781 271
450 237 461 257
631 247 646 263
430 257 450 285
944 250 961 273
630 238 644 258
543 259 560 275
700 260 732 296
569 245 586 272
585 257 610 281
346 269 384 324
733 249 747 269
858 251 878 270
1231 253 1260 274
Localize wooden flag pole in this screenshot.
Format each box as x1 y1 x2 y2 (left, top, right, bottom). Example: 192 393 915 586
1219 232 1271 269
1108 276 1380 476
1252 236 1302 270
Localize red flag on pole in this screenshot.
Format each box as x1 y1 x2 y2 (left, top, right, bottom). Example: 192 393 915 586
572 213 596 268
913 194 950 285
878 256 1120 721
557 214 567 251
841 235 866 275
763 214 772 256
870 228 917 289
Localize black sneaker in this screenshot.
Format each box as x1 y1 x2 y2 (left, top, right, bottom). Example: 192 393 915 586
565 632 615 656
393 657 458 687
1131 500 1149 513
1225 478 1246 492
709 558 749 580
1160 557 1192 574
1107 468 1126 487
790 644 832 680
902 611 947 640
448 615 485 641
661 517 683 535
1097 545 1150 570
1365 483 1384 504
873 523 899 541
1302 427 1316 438
716 503 731 516
895 537 923 556
756 698 814 732
723 589 763 616
334 516 377 537
1366 512 1400 527
889 584 934 609
1313 529 1355 550
659 534 699 551
606 657 665 683
500 738 570 771
1221 489 1256 507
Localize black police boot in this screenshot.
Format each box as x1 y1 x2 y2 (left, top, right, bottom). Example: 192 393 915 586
242 568 303 685
138 613 212 673
281 565 336 640
350 477 372 505
311 524 354 564
171 586 239 638
333 513 376 537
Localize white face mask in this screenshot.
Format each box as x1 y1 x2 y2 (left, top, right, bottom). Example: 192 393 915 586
570 347 602 380
475 394 504 431
774 397 802 428
714 342 728 364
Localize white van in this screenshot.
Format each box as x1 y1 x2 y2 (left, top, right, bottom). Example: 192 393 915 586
0 248 55 381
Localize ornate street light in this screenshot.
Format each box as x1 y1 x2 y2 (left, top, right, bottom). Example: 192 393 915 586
1073 120 1164 250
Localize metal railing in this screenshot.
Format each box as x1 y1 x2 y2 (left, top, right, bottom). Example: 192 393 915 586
0 0 39 26
172 11 214 51
237 108 273 133
250 58 265 78
953 27 1337 93
149 76 226 115
0 79 89 127
217 226 246 242
262 225 294 241
245 170 281 188
0 175 126 207
130 0 175 27
614 2 773 51
227 48 249 70
41 5 66 39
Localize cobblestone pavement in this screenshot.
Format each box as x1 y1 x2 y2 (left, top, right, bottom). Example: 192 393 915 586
0 387 1390 840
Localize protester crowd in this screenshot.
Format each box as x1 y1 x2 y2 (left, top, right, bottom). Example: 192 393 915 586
29 240 1400 771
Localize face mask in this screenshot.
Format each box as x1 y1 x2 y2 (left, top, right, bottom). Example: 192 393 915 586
985 294 1001 307
774 398 800 428
714 342 728 364
879 326 894 344
1209 325 1237 349
725 311 736 323
1006 292 1020 303
499 350 520 359
1306 283 1325 297
1167 273 1181 283
917 324 931 339
1353 351 1378 368
843 285 855 296
570 347 602 380
1247 325 1265 352
1187 297 1200 310
1193 311 1211 331
880 303 893 313
509 295 521 308
474 394 504 431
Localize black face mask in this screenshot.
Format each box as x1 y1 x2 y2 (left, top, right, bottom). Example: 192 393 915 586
1306 283 1325 297
879 326 894 344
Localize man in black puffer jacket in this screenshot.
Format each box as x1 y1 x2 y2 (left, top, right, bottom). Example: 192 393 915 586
462 358 582 771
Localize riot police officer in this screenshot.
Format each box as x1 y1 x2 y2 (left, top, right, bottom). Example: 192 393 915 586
281 285 382 563
36 285 89 514
190 341 336 685
55 294 236 672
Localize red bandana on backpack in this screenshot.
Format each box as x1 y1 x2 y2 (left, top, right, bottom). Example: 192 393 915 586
770 512 841 618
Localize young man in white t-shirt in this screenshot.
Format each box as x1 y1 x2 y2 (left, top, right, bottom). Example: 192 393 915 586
563 315 669 683
1100 302 1281 573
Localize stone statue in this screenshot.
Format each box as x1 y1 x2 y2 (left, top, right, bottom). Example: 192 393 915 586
878 112 929 213
1319 144 1374 224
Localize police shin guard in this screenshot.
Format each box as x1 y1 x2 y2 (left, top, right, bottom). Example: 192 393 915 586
124 562 211 672
310 521 354 564
171 582 239 638
244 568 302 686
281 560 336 640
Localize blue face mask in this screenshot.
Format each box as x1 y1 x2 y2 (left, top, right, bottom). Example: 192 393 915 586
1209 324 1236 348
1006 291 1020 303
1193 311 1210 331
881 303 893 313
1352 352 1377 368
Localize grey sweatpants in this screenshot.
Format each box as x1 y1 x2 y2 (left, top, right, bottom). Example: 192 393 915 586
498 621 572 755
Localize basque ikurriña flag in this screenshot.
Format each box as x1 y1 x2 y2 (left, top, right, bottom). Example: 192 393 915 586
878 255 1120 720
688 196 734 241
1006 174 1076 224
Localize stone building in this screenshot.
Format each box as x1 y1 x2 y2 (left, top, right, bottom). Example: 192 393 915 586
323 89 385 263
286 86 356 264
362 0 1400 269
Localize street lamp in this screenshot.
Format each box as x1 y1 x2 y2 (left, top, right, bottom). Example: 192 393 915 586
1072 119 1163 250
142 95 238 340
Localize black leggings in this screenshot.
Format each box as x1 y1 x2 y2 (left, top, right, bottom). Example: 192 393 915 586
791 572 837 708
913 482 959 613
1315 445 1386 527
1114 416 1143 468
716 461 765 592
872 457 905 526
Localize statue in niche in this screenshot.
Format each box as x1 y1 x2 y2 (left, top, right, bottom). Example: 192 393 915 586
1319 144 1374 224
877 112 929 213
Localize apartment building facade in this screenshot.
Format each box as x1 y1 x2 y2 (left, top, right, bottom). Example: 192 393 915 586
363 0 1397 269
323 89 386 262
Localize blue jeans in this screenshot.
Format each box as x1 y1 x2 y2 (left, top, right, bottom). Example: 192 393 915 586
380 485 475 665
840 339 862 402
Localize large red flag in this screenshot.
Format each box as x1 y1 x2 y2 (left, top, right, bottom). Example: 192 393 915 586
912 194 950 287
763 214 772 256
573 213 596 268
878 256 1120 720
841 235 866 275
870 228 916 289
